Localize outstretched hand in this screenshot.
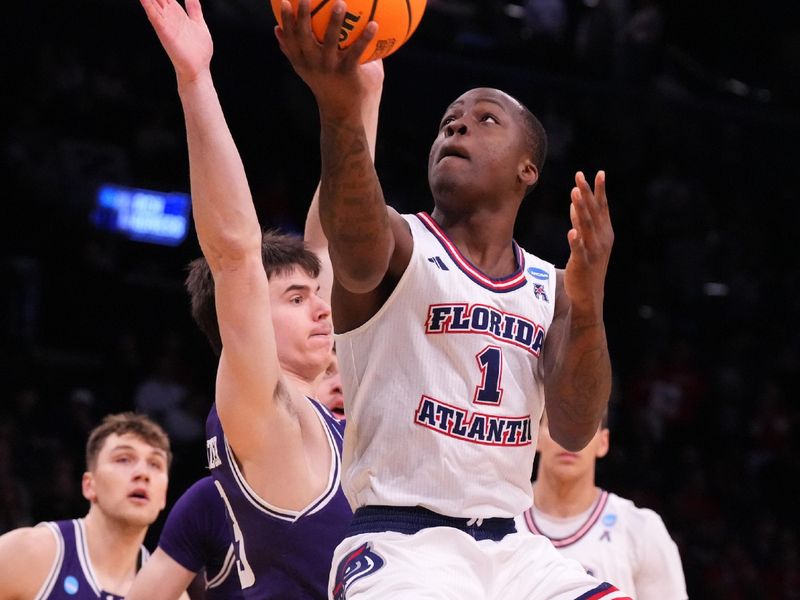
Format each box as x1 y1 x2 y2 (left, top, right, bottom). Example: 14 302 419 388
274 0 378 114
564 171 614 316
140 0 213 83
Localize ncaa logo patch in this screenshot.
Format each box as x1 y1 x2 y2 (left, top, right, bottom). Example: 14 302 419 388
602 514 617 528
332 542 384 600
527 267 549 281
63 575 80 595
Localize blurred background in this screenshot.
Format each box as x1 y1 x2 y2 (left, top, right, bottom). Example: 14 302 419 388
1 0 799 596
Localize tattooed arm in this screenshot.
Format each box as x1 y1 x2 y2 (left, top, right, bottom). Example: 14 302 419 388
543 172 614 451
275 0 412 318
304 60 384 304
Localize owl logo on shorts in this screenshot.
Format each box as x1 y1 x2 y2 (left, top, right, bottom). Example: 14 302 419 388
332 542 385 600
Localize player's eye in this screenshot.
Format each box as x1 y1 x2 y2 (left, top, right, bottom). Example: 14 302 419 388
149 460 165 471
481 113 499 124
290 295 304 305
440 116 456 129
115 455 131 464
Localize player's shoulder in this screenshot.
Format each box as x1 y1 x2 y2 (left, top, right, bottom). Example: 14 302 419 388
607 492 671 534
0 523 59 557
0 524 60 597
183 476 218 500
170 477 220 518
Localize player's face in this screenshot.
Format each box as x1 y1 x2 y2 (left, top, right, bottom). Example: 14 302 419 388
536 416 609 483
82 433 168 527
269 267 333 381
428 88 533 205
316 350 345 420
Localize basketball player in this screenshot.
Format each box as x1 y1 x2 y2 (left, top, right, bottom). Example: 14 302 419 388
126 476 241 600
137 0 380 596
0 412 171 600
276 3 629 598
315 348 345 420
127 348 344 600
517 414 688 599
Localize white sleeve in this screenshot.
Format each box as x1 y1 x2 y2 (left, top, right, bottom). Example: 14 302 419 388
633 509 688 600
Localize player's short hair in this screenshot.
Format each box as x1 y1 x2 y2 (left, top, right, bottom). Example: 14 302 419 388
85 412 171 471
185 229 321 356
518 103 548 197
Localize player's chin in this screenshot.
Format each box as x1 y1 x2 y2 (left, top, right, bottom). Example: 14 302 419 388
308 333 333 350
118 506 161 527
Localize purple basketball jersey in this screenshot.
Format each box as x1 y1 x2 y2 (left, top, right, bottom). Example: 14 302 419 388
34 519 148 599
158 476 243 599
205 400 352 599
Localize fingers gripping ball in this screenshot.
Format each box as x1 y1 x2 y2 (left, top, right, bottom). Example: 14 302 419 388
273 0 427 63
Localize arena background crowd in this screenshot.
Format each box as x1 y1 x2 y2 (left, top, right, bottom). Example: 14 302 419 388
2 1 799 597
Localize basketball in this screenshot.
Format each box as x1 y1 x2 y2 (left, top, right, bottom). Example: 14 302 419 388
273 0 427 63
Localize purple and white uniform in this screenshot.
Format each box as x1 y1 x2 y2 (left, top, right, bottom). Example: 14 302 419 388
205 400 351 599
33 519 149 599
158 476 242 599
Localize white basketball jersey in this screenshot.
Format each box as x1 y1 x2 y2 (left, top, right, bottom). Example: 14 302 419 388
515 490 688 599
336 212 556 518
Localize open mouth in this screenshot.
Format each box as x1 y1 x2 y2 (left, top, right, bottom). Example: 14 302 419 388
438 146 469 163
128 489 149 503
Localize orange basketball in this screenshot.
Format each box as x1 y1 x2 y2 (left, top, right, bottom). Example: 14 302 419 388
273 0 427 63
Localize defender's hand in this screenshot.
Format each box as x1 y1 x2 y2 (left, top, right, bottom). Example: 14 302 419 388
140 0 213 84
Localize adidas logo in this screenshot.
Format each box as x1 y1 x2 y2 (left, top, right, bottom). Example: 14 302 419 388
427 256 449 270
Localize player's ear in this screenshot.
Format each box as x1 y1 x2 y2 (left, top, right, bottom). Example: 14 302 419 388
518 159 538 189
82 472 97 502
595 428 610 459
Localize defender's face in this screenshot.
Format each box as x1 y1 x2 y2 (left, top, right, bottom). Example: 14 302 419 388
316 350 344 420
537 417 609 482
82 433 168 527
428 88 530 202
269 267 333 380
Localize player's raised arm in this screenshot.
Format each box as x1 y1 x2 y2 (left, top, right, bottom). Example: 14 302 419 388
304 59 384 302
277 0 411 296
140 0 295 467
544 171 614 452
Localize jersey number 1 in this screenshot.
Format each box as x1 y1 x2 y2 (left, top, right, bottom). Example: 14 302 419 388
474 345 504 405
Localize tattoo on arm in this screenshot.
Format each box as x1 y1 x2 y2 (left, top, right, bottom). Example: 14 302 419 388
319 119 389 248
548 317 611 443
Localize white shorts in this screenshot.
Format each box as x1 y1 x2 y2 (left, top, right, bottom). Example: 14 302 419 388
329 514 633 599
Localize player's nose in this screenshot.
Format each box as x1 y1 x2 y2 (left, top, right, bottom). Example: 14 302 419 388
314 295 332 320
132 459 151 481
445 119 468 137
